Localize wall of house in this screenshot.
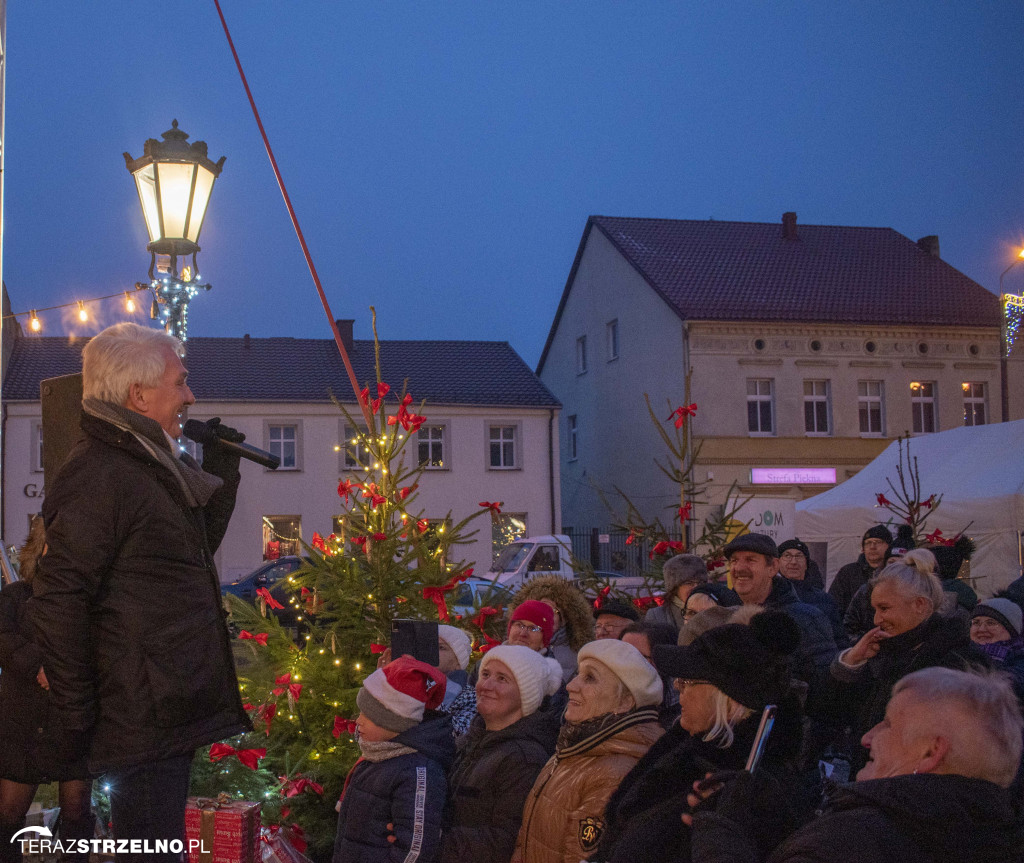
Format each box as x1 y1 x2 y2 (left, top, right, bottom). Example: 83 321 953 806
1 401 559 582
539 227 687 532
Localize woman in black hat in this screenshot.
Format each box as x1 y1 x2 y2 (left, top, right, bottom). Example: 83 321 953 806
589 610 805 863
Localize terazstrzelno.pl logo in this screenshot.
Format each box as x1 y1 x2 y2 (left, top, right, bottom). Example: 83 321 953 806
12 825 206 856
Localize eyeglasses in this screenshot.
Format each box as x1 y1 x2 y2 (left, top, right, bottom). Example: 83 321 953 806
779 551 805 561
510 621 542 634
594 622 626 634
863 539 888 549
675 679 711 688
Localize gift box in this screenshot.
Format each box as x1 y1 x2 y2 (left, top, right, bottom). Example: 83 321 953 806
260 827 313 863
185 797 261 863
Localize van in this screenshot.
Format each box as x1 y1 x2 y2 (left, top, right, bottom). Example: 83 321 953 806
483 534 574 589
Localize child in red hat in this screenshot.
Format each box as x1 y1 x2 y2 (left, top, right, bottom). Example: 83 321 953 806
334 655 455 863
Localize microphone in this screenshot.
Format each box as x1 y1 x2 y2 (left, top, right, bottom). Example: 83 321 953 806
182 419 282 470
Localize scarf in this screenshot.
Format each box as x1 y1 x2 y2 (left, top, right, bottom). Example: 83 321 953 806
82 398 222 508
975 635 1024 664
357 738 418 762
556 707 660 756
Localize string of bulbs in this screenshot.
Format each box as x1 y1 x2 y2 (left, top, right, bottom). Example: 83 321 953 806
4 285 149 333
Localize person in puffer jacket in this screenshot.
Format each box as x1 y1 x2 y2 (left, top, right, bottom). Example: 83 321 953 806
512 639 664 863
334 656 455 863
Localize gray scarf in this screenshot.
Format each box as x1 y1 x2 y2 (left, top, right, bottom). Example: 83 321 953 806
82 398 222 508
357 738 417 762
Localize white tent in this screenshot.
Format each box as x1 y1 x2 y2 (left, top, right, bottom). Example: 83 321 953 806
796 421 1024 597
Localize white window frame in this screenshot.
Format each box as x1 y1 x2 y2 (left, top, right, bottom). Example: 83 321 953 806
858 380 885 437
576 335 588 375
417 424 448 470
910 381 938 434
606 320 619 361
962 382 987 427
342 424 371 471
568 414 578 461
265 421 301 470
32 422 43 473
803 380 831 436
746 379 775 436
488 424 519 470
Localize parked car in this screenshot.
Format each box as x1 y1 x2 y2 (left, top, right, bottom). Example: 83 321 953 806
573 570 652 599
484 534 573 589
222 556 308 629
450 577 516 620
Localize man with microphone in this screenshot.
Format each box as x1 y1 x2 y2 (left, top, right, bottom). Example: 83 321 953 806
31 322 250 860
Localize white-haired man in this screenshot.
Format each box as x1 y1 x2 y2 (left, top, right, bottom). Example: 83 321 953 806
31 323 249 860
688 667 1024 863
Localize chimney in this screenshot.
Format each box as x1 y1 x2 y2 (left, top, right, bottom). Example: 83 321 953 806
781 211 798 240
335 319 354 354
243 333 250 349
917 235 940 258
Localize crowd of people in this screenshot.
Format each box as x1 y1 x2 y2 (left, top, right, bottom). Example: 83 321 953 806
330 528 1024 863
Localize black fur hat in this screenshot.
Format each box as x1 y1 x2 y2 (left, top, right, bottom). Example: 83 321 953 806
888 524 915 558
930 535 976 581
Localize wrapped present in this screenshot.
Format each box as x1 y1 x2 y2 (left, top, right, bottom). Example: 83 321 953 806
185 796 261 863
260 827 313 863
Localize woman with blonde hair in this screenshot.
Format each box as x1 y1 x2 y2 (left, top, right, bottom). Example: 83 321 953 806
827 548 988 773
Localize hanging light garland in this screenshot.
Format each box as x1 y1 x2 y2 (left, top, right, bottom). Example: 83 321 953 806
3 285 149 334
1005 294 1024 355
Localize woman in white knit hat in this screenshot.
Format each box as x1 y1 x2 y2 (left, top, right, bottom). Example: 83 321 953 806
436 624 478 737
513 639 664 863
441 645 562 863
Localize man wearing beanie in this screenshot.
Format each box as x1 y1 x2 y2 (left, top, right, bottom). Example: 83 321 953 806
334 656 455 863
436 624 477 737
594 597 640 640
777 538 847 648
828 524 892 616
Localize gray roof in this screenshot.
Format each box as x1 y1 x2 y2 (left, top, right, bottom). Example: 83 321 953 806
538 215 999 372
2 336 560 407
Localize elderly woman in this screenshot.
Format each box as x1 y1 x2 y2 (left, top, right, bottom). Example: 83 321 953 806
970 597 1024 698
827 548 987 772
441 646 562 863
591 610 802 863
690 668 1024 863
512 640 664 863
509 575 595 683
645 554 710 632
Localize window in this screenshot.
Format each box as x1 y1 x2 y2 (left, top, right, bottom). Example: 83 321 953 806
343 425 371 470
489 425 517 468
418 425 446 469
568 415 578 460
265 422 300 469
746 379 774 435
963 382 987 426
858 381 885 435
262 515 301 560
492 513 527 562
803 380 831 435
606 320 619 361
576 336 587 374
910 382 937 434
32 423 43 472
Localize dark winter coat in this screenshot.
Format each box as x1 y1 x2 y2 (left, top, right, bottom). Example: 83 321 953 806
30 412 248 773
788 580 847 649
827 555 876 617
761 577 838 694
591 712 803 863
825 614 988 770
441 711 556 863
691 774 1024 863
0 580 89 783
334 717 455 863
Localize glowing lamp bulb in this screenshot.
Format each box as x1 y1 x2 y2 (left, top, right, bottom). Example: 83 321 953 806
125 292 137 313
77 301 88 322
29 312 41 332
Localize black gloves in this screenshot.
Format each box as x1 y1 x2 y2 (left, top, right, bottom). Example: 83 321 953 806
697 769 797 860
200 417 245 479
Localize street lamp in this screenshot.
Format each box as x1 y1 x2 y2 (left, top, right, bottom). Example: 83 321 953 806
124 120 225 340
999 247 1024 422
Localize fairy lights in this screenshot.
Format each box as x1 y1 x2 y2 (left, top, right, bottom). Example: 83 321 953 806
5 286 149 334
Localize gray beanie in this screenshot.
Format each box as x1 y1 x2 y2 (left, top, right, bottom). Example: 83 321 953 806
972 598 1022 639
662 554 709 595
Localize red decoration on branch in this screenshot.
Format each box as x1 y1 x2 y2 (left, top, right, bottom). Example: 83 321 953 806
311 532 327 553
876 493 893 508
337 479 358 503
479 501 504 514
471 606 500 629
239 630 269 647
632 595 664 611
416 519 430 534
272 673 303 701
209 742 266 770
333 715 357 738
666 404 698 428
649 540 684 560
256 703 277 736
592 586 611 610
256 588 284 610
399 484 418 500
476 632 502 654
371 532 388 542
678 503 692 522
281 775 324 797
371 382 391 414
370 643 388 654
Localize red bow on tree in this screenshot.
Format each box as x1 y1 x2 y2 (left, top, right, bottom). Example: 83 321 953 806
399 484 418 500
338 479 359 503
255 588 284 610
239 630 269 647
281 775 324 797
388 393 427 433
311 532 327 553
472 606 500 629
876 493 893 508
371 382 391 415
592 586 611 610
351 536 368 549
476 633 502 654
667 404 698 428
209 743 266 770
255 703 277 736
650 540 685 560
333 715 357 738
363 483 388 509
417 519 430 534
708 556 727 570
371 532 388 542
925 528 958 547
633 595 663 611
422 573 470 623
921 495 935 509
479 501 504 519
678 503 692 522
272 673 303 701
625 531 640 546
370 643 388 654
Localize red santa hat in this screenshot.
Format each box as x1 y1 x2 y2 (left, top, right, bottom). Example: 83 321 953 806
356 655 447 733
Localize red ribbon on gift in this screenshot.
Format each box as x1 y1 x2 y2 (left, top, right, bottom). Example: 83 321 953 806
255 588 284 610
209 743 266 770
239 630 269 646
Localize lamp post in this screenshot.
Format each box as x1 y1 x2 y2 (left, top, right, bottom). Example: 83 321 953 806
999 248 1024 422
124 120 225 340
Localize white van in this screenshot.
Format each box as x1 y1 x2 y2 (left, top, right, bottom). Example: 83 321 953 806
484 534 574 589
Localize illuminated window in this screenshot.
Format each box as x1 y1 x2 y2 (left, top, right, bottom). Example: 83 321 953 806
343 425 370 470
418 425 446 469
910 382 937 434
262 515 301 560
963 382 987 426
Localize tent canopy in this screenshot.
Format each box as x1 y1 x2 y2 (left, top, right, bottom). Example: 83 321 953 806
796 421 1024 598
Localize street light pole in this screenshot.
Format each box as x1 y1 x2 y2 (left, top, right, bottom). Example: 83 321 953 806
999 248 1024 422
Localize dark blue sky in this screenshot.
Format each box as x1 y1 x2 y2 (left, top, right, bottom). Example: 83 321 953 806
4 2 1023 367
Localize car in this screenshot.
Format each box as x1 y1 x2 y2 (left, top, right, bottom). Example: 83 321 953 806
450 577 516 621
221 556 310 629
573 570 657 599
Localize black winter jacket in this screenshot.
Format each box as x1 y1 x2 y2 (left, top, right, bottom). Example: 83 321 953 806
787 581 847 649
334 716 455 863
827 555 876 618
691 774 1024 863
30 412 248 772
0 580 89 783
441 711 556 863
761 578 837 692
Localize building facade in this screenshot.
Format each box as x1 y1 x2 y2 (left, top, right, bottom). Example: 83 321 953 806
2 329 561 580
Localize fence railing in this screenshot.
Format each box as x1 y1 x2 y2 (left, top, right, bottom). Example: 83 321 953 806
563 527 684 578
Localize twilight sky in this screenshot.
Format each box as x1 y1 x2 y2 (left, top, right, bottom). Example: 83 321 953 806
3 2 1023 368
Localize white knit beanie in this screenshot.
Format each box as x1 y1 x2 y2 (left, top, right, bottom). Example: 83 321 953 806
577 639 663 708
437 624 472 670
479 645 562 716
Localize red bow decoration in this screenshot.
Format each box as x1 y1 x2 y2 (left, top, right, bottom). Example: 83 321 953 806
371 382 391 414
300 586 311 597
678 503 692 522
239 630 269 647
632 595 663 611
371 532 388 542
311 532 327 553
476 632 502 654
363 483 388 509
358 387 370 409
625 531 638 546
256 703 277 736
472 606 500 629
708 556 727 570
399 484 418 500
423 576 463 622
370 643 388 654
417 519 430 534
921 495 935 509
255 588 284 610
925 528 958 547
333 715 358 738
287 825 308 854
876 493 893 508
272 673 303 701
280 775 324 797
209 743 266 770
592 586 611 610
338 479 359 503
387 393 427 433
351 536 368 549
479 501 504 520
667 404 698 428
649 540 685 560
